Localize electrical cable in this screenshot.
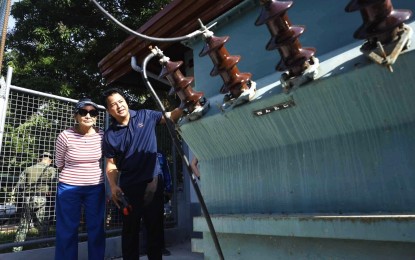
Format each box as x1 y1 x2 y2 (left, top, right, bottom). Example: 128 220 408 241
90 0 204 42
139 52 225 260
90 0 224 257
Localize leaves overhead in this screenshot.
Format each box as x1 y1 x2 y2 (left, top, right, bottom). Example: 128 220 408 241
4 0 171 101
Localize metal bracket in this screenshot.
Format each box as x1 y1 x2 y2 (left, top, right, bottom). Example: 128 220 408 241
221 80 257 111
178 97 211 126
281 56 320 93
362 24 413 72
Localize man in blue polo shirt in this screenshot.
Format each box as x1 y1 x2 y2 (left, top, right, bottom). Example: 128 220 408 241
101 88 183 260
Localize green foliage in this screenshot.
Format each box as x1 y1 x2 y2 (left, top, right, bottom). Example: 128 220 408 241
2 98 64 172
4 0 171 101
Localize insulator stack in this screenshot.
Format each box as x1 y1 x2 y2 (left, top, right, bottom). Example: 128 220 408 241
199 35 252 99
255 0 316 78
345 0 412 45
159 59 204 114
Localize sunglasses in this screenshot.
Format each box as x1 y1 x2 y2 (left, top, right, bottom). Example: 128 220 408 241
78 108 99 117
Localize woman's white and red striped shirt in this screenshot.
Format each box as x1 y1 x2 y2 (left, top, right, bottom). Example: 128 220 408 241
55 128 104 186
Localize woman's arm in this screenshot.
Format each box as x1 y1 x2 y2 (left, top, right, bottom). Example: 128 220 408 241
55 131 68 171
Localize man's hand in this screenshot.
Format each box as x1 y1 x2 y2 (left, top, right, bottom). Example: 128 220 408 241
110 185 123 208
106 158 122 208
160 107 184 124
143 176 158 206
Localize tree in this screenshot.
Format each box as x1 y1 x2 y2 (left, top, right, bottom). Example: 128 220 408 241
3 0 171 101
1 99 60 170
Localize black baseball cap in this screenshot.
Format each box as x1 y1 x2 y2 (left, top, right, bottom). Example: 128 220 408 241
74 98 98 114
40 152 52 158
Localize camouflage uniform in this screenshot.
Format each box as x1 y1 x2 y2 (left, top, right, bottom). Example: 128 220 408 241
11 162 56 252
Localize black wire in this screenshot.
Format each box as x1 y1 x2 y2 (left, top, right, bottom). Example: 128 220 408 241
141 53 225 260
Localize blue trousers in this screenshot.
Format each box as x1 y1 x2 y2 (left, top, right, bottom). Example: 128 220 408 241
55 183 106 260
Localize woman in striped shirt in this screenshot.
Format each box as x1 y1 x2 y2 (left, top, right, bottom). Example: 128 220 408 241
54 98 105 260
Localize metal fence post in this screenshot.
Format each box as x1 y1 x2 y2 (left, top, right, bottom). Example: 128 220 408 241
0 66 12 153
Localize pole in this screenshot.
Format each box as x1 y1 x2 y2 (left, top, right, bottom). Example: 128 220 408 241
0 0 11 72
0 66 12 154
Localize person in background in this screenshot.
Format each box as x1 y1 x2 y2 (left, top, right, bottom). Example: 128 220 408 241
101 88 183 260
54 98 105 260
11 152 56 252
157 150 172 210
157 150 172 256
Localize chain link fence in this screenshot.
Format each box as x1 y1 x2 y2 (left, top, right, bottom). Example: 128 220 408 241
0 71 178 252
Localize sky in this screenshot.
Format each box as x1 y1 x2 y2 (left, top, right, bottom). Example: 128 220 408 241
7 0 17 30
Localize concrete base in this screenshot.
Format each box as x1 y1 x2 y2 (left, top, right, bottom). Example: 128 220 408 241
0 227 189 260
197 233 415 260
0 236 121 260
193 214 415 259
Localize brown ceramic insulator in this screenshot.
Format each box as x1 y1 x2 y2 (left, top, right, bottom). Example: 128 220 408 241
159 60 204 112
219 71 252 96
345 0 412 44
199 35 252 98
255 0 316 78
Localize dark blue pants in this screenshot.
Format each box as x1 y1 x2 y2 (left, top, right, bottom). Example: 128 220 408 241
55 183 106 260
121 177 164 260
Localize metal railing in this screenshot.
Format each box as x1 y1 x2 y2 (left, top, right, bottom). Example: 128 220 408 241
0 68 178 252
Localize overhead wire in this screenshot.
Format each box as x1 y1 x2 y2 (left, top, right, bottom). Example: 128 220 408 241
90 0 205 42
